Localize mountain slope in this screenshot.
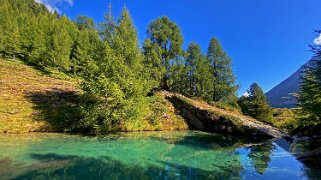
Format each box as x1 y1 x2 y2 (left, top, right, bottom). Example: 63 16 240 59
0 59 79 133
0 59 189 133
266 57 317 108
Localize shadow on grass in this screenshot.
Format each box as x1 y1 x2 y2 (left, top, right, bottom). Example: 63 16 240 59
25 90 84 132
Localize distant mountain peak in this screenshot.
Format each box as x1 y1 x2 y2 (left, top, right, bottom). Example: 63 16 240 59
266 57 317 108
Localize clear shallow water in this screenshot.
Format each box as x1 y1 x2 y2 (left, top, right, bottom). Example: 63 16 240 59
0 131 317 179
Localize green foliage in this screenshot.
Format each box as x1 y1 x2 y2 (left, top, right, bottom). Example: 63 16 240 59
185 43 203 96
0 0 100 75
144 16 184 90
207 38 238 104
238 83 273 123
168 38 238 108
80 7 152 132
297 34 321 129
0 0 244 133
299 59 321 122
74 16 95 30
248 143 275 174
170 59 189 94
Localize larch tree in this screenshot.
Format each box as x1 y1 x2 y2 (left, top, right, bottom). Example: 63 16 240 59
144 16 183 90
80 7 150 132
299 36 321 123
207 37 238 105
238 83 273 123
185 43 201 96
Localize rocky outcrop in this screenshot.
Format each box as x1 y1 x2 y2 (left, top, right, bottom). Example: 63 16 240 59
166 92 289 139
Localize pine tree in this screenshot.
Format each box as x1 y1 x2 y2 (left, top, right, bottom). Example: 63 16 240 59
144 16 183 90
299 38 321 122
49 16 74 71
195 51 212 100
99 3 116 43
185 43 200 96
6 26 21 60
142 39 164 88
170 58 189 95
238 83 273 123
80 7 151 132
207 37 238 104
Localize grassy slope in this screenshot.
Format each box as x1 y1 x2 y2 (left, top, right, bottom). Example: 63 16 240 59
0 59 188 133
170 93 288 138
0 59 288 135
0 59 78 133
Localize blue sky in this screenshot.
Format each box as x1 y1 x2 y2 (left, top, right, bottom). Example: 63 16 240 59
36 0 321 95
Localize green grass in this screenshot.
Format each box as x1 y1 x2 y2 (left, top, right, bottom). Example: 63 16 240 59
271 108 298 132
174 95 244 126
0 59 79 133
0 59 188 133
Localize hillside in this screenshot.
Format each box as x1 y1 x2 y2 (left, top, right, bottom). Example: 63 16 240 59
0 60 79 133
0 59 289 138
0 59 189 133
266 57 317 108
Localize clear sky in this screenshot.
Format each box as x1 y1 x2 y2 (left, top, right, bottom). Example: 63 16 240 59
37 0 321 95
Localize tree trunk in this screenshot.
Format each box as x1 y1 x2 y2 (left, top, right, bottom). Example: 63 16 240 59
162 75 169 90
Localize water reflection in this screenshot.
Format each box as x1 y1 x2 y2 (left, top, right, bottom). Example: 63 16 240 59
248 143 276 174
0 131 318 179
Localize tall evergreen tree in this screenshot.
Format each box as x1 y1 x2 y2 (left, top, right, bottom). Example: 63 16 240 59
99 3 116 43
238 83 273 123
207 37 238 104
49 16 74 71
6 26 21 60
170 58 189 94
299 37 321 122
195 52 212 100
81 7 150 132
185 43 201 96
144 17 183 90
142 39 163 88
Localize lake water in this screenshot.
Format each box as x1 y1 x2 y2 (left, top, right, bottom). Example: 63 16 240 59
0 131 318 179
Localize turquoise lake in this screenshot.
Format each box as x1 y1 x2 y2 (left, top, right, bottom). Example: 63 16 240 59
0 131 319 179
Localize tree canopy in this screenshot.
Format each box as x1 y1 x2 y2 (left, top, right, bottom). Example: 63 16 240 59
0 0 280 132
238 83 273 123
299 33 321 124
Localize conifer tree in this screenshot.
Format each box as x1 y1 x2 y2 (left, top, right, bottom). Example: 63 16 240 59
170 58 189 95
142 39 164 88
49 16 74 71
299 37 321 122
81 7 150 131
185 43 200 96
207 37 238 104
144 17 183 90
238 83 273 123
99 3 116 43
6 26 21 60
195 50 212 99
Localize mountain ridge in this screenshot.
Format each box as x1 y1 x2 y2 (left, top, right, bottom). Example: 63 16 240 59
266 57 318 108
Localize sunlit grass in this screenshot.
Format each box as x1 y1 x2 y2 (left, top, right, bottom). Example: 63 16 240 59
0 59 78 133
